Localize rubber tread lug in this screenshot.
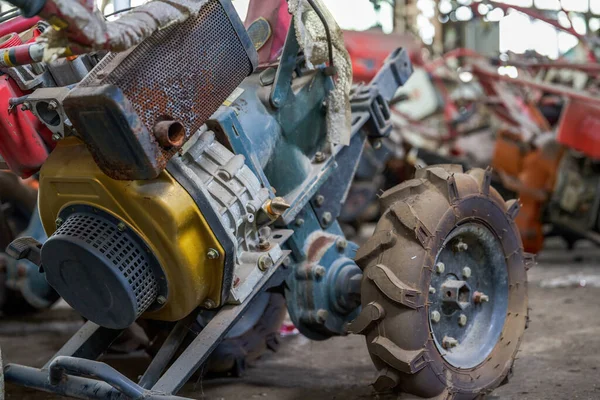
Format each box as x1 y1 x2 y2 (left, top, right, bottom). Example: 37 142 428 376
390 201 432 248
367 264 420 308
355 230 397 266
373 367 400 392
506 199 520 219
371 336 427 374
348 301 386 335
379 179 425 209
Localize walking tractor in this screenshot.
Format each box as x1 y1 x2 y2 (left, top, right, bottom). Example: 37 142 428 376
0 0 530 399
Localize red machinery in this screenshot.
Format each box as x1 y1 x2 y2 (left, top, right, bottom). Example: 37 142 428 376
0 16 54 177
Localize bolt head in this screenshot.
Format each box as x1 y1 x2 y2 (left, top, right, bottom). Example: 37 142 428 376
316 309 329 323
336 238 348 251
55 217 64 228
473 291 490 304
435 262 445 274
458 314 467 327
431 310 441 323
207 248 220 260
314 265 326 279
258 255 273 271
373 140 382 150
315 195 325 207
455 240 468 252
322 212 333 225
52 133 61 141
429 286 436 294
156 295 167 305
314 152 327 163
47 100 58 110
117 222 126 232
21 102 30 111
462 267 472 279
295 218 305 227
442 336 459 349
203 299 216 309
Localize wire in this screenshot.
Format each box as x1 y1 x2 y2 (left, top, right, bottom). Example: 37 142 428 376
306 0 335 70
104 6 136 18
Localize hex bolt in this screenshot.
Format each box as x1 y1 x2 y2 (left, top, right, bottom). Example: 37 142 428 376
313 266 326 279
21 102 30 111
316 309 329 323
458 314 468 327
322 212 333 225
47 100 58 111
258 255 273 271
52 133 61 141
203 299 216 309
55 217 64 228
314 152 327 163
455 240 468 252
473 291 490 304
336 238 348 251
156 295 167 305
431 310 441 323
315 195 325 207
373 140 382 150
442 336 459 349
462 267 472 279
207 248 220 260
258 237 270 251
117 222 126 232
435 262 445 274
429 286 436 294
295 218 305 227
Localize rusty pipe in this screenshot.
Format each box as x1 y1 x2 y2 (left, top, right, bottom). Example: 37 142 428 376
153 120 185 149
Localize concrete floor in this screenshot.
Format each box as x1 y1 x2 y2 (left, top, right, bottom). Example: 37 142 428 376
2 237 600 399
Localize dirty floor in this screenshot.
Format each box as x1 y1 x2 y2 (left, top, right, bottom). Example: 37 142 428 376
2 237 600 399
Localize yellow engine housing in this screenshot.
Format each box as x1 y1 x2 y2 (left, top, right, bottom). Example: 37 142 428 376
38 137 225 321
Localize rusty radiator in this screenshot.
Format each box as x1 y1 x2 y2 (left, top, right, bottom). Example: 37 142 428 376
63 0 257 180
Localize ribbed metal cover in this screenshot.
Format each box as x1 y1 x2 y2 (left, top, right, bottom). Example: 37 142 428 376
78 0 255 159
42 211 159 329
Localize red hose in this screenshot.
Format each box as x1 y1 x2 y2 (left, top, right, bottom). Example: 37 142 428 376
0 16 40 39
0 32 23 49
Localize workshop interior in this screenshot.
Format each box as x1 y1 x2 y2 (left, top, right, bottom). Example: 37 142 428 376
0 0 597 399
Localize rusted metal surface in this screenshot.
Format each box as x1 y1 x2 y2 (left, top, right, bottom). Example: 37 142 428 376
154 120 185 149
65 0 257 180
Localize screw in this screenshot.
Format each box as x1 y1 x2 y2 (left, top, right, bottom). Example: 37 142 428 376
458 314 467 327
473 291 490 304
52 133 61 141
156 295 167 305
442 336 459 349
429 286 436 294
435 262 445 274
322 212 333 225
373 140 382 150
315 195 325 207
455 240 468 252
295 218 305 227
207 248 220 260
203 299 216 309
258 255 273 271
55 217 64 228
462 267 472 279
336 238 348 251
314 152 327 163
316 309 329 323
21 102 30 111
47 100 58 111
117 222 126 232
431 310 441 323
313 265 326 279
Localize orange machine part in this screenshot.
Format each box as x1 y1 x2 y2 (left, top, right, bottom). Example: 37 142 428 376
514 143 563 253
492 130 527 178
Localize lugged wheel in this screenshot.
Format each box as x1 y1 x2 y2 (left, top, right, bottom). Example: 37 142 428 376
350 165 531 399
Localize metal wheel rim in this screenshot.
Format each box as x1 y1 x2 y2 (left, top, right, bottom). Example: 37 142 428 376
429 222 509 368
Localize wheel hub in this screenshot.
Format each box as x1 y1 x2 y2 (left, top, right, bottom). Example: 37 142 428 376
429 222 509 368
